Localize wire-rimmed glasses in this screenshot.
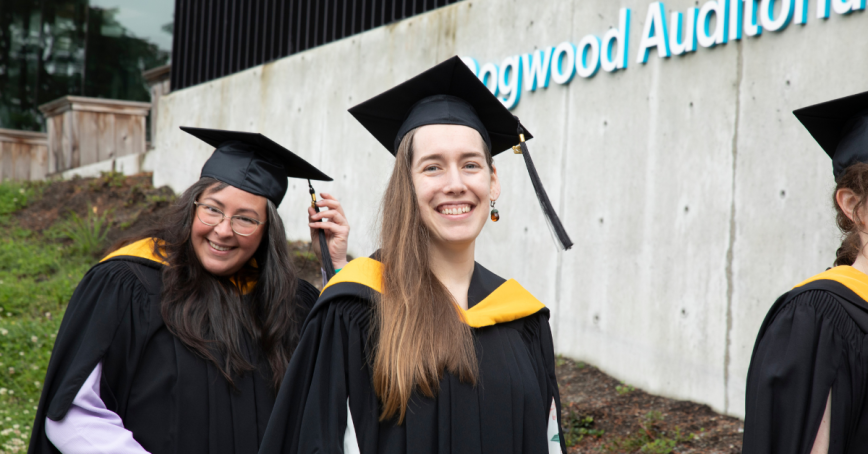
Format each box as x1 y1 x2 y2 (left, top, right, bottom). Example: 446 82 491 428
193 202 264 236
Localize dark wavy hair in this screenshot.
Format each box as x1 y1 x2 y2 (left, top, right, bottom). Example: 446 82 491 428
113 177 302 389
834 163 868 267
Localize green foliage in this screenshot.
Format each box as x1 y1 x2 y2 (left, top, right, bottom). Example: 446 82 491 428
616 383 636 396
603 411 695 453
644 410 664 424
563 411 605 447
0 314 63 451
0 238 58 278
0 182 41 216
145 193 174 205
555 355 567 367
89 171 126 191
56 207 113 256
0 227 91 451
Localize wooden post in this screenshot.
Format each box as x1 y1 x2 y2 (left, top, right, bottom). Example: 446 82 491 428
0 129 49 183
142 65 171 149
38 96 151 174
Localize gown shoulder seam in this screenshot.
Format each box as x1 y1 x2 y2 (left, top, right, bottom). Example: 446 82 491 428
777 287 867 339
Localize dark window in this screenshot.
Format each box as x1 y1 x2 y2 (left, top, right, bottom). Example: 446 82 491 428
0 0 172 131
170 0 462 91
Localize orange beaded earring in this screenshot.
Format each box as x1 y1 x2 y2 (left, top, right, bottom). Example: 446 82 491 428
490 200 500 222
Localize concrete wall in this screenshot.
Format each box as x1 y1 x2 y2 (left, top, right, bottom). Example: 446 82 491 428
150 0 868 418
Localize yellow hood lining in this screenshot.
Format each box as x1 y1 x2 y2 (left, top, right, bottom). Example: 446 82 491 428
323 257 545 328
795 265 868 303
100 238 256 294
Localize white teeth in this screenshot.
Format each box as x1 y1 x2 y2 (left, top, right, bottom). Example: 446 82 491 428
440 205 471 215
209 240 230 251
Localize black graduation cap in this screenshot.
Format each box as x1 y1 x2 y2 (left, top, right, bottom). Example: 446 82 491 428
348 56 573 251
794 90 868 180
181 126 338 278
180 127 332 206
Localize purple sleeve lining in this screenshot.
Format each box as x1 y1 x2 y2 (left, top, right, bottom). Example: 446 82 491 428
44 361 150 454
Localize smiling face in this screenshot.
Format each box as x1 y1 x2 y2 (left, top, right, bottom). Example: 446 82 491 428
411 124 500 250
191 183 268 277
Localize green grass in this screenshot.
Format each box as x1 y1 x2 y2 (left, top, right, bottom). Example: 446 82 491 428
602 411 697 453
0 182 42 216
616 383 636 396
0 182 95 451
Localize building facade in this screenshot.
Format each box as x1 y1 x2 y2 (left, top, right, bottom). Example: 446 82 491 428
150 0 868 418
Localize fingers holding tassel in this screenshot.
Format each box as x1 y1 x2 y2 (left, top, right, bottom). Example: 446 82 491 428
308 194 350 269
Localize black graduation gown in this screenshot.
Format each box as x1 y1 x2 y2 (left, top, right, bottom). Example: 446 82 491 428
28 238 319 454
259 256 566 454
743 265 868 454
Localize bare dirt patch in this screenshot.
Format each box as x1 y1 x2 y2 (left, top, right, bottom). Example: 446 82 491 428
557 358 743 453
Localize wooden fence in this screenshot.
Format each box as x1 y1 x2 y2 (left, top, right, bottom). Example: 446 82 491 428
0 129 49 183
38 96 151 174
143 65 171 148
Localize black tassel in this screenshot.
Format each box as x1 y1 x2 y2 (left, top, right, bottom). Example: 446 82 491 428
515 122 573 251
309 180 336 280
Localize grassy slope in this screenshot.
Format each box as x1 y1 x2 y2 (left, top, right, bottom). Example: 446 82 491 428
0 181 108 453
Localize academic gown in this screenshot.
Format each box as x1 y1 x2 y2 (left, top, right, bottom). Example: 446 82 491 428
28 238 319 454
259 256 567 454
743 265 868 454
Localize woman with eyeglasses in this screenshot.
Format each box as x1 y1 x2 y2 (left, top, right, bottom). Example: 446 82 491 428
29 128 350 454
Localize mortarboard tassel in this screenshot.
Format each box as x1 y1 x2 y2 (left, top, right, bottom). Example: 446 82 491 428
513 121 573 251
309 180 336 280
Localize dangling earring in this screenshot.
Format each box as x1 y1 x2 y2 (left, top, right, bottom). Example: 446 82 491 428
490 200 500 222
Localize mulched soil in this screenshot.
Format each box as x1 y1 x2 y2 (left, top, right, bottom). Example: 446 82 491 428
12 173 744 453
556 357 743 453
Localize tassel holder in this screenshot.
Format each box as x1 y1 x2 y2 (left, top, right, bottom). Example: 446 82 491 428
309 184 318 208
512 134 525 154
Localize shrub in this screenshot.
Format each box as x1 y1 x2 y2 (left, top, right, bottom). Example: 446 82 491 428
56 207 113 256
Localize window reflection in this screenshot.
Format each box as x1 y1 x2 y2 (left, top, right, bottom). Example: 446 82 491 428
0 0 172 131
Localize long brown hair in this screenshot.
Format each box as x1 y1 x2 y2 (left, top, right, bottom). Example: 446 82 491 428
373 128 494 423
113 178 303 389
834 163 868 266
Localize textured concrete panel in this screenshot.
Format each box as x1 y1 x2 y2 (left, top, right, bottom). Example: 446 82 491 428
151 0 868 418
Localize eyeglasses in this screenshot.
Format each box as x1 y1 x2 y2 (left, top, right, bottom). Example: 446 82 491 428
193 202 264 236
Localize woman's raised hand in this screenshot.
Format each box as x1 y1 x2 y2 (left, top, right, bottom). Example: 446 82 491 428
308 193 350 270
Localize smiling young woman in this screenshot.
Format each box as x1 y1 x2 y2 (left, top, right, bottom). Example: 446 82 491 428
260 57 571 454
29 129 350 454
